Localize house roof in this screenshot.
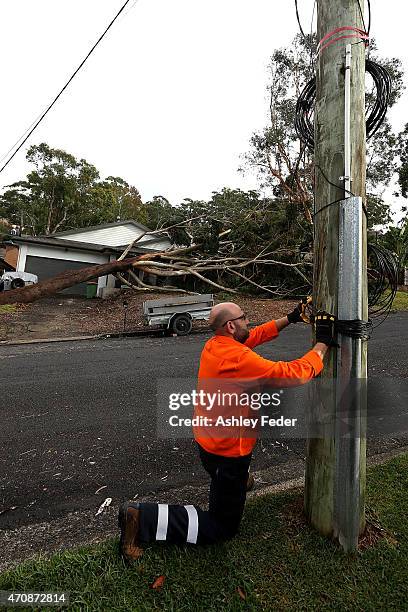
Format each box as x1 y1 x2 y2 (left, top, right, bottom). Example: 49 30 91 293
51 219 162 238
3 234 166 256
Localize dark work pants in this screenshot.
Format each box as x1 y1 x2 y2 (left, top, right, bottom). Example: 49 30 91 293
138 445 252 546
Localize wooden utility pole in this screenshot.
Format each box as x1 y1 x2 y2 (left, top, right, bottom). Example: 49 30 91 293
305 0 368 549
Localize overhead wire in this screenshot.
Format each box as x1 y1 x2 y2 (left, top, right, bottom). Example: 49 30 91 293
289 1 317 219
294 0 307 42
366 0 371 36
356 0 367 35
0 111 45 166
0 0 138 176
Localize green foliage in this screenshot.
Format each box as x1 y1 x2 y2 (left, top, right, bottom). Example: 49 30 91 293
244 35 315 222
397 123 408 199
377 216 408 273
391 291 408 311
0 144 145 235
244 35 405 230
0 221 10 240
366 194 393 228
0 304 16 314
136 187 312 294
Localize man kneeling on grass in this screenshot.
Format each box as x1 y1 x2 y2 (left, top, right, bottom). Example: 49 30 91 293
118 301 334 560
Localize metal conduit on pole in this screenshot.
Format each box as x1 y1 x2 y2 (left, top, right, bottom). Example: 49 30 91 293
333 43 366 551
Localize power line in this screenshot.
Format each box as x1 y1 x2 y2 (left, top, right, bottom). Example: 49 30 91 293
364 0 371 35
294 0 307 42
295 1 371 50
356 0 367 34
0 111 44 166
0 0 137 176
294 0 317 71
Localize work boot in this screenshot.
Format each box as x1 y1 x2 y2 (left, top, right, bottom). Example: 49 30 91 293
118 502 143 562
246 473 255 492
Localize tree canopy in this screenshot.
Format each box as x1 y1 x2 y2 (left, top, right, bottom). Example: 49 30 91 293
242 35 406 230
1 35 406 300
0 143 145 235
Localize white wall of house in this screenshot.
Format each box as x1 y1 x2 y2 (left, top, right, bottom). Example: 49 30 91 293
19 244 107 265
17 243 110 296
58 223 171 251
16 244 28 271
143 238 172 250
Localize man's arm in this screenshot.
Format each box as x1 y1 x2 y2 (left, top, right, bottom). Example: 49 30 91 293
275 298 312 331
238 345 325 382
244 314 305 348
274 316 291 332
244 320 280 349
312 342 329 361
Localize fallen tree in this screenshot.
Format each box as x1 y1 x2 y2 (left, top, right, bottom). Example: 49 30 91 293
0 216 312 305
0 245 313 305
0 243 201 305
0 253 151 305
0 219 204 305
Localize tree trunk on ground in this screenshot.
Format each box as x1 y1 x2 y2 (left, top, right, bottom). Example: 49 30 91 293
0 254 154 305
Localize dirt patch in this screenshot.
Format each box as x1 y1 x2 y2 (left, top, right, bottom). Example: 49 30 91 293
359 509 398 550
358 520 398 550
0 292 297 342
280 494 399 552
279 494 308 544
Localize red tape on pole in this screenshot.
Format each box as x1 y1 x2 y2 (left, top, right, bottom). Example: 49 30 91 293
318 26 369 53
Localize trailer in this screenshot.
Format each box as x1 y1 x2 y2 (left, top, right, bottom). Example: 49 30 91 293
142 294 214 335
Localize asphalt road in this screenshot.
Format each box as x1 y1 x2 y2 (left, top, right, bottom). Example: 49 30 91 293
1 313 407 530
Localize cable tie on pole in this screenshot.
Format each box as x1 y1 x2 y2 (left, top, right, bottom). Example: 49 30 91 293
335 319 372 342
318 26 369 54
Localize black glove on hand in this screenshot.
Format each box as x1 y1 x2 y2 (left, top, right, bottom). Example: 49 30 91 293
313 312 338 347
287 297 311 324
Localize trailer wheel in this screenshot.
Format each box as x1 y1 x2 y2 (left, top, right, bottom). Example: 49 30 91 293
171 314 192 336
11 278 25 289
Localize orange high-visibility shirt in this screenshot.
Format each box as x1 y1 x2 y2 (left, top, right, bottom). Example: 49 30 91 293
194 320 323 457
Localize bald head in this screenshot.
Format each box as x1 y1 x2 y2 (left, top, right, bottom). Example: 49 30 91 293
208 302 244 331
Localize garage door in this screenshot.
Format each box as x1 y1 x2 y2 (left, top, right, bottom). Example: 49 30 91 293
25 256 97 296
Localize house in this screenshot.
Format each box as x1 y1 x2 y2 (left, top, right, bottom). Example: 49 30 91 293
3 220 172 297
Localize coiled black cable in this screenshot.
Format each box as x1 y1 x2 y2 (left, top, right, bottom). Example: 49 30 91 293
335 319 372 341
365 60 392 138
335 243 399 338
307 243 398 340
367 243 399 324
295 60 392 152
294 78 316 152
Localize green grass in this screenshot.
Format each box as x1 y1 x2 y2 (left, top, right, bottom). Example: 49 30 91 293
391 291 408 311
1 455 408 611
0 304 16 314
